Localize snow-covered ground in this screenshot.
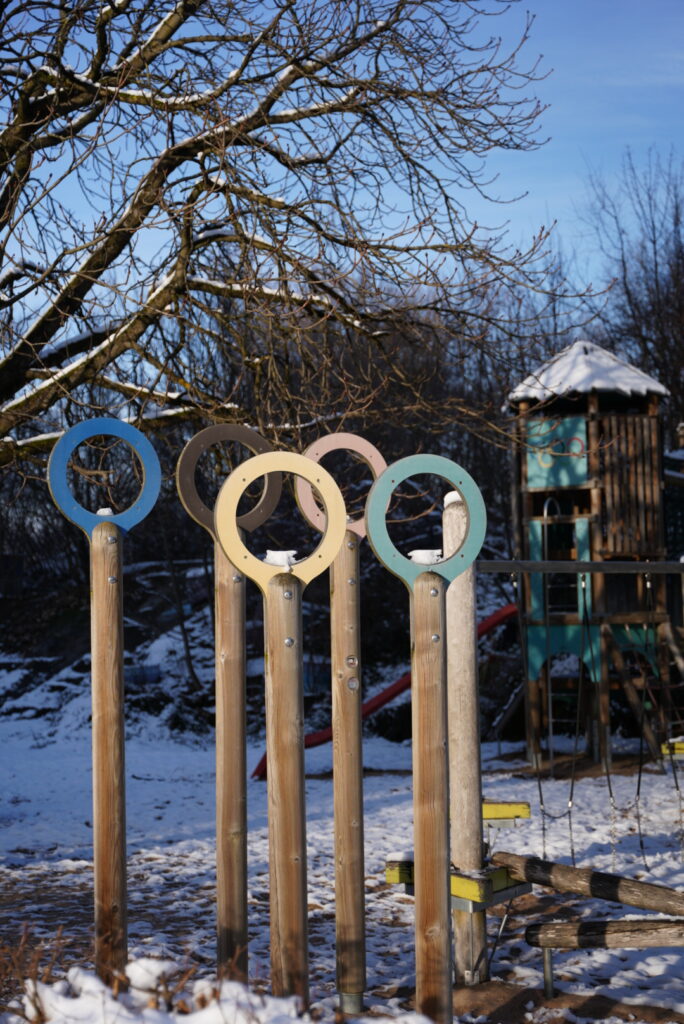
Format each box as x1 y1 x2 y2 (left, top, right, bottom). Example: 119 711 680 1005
4 695 684 1024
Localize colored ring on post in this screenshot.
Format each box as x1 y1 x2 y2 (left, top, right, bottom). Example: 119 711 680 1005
214 452 347 593
176 424 282 538
295 432 387 539
365 454 486 590
47 417 161 537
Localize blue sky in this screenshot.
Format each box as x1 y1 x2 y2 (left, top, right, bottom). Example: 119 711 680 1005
469 0 684 287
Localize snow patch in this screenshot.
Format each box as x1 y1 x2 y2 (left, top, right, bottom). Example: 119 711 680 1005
125 958 179 991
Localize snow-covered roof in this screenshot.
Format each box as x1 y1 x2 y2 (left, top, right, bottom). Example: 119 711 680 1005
508 340 669 405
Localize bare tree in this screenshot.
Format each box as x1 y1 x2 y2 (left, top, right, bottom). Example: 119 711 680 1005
585 149 684 438
0 0 571 467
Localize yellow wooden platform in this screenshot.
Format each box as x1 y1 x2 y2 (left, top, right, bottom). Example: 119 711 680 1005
385 857 531 911
384 801 532 910
662 740 684 756
482 800 531 821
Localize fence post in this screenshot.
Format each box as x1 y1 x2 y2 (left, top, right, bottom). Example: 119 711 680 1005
176 424 282 977
214 540 248 977
91 519 127 983
47 418 161 986
366 455 487 1023
330 530 366 1013
215 452 346 1008
444 493 487 985
264 572 308 1001
296 432 386 1014
410 570 452 1022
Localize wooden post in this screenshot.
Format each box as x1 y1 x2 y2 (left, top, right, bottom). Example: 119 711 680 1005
330 530 365 1014
662 621 684 678
90 520 127 983
516 400 537 765
365 453 486 1023
587 394 610 767
601 624 662 763
411 572 452 1024
542 948 554 997
214 450 347 1008
294 431 386 1013
527 676 543 770
264 574 309 1005
47 419 162 987
215 540 248 978
597 627 612 769
444 496 487 985
176 424 284 977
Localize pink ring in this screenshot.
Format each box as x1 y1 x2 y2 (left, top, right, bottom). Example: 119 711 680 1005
295 432 386 538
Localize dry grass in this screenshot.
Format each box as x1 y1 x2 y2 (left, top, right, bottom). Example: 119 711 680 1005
0 928 77 1021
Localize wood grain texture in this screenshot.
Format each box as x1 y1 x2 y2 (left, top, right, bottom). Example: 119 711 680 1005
492 851 684 915
264 575 309 1005
329 531 366 999
90 522 127 983
215 541 248 978
410 574 452 1023
444 500 487 984
526 917 684 949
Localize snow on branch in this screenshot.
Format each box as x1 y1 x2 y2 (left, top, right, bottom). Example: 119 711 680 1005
0 406 202 467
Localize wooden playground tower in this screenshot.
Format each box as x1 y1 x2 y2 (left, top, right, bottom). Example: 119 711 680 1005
508 340 681 768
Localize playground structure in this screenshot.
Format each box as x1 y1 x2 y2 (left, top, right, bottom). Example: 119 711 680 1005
43 399 684 1023
47 419 492 1022
508 341 684 769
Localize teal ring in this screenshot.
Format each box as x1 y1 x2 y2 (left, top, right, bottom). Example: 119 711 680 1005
47 418 161 537
365 454 486 589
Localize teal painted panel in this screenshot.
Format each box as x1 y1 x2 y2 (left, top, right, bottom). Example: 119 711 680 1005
527 624 601 684
528 521 544 618
527 517 590 617
525 518 597 681
526 416 588 488
574 518 591 616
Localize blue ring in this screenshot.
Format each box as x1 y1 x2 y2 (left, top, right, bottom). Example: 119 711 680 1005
365 454 487 589
47 418 161 537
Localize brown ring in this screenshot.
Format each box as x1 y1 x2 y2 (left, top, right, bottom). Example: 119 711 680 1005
295 432 387 538
176 424 282 537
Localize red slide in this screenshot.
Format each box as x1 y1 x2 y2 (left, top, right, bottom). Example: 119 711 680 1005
251 602 517 779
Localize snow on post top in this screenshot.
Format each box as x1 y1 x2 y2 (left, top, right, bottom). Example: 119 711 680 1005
408 549 442 564
263 549 298 566
507 340 669 405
